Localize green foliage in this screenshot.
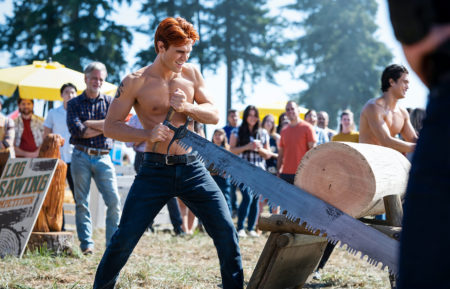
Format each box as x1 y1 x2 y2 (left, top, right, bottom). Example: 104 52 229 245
210 0 286 111
136 0 286 111
136 0 209 70
287 0 392 127
0 0 132 84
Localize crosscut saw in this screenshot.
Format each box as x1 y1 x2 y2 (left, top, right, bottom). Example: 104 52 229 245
164 118 399 275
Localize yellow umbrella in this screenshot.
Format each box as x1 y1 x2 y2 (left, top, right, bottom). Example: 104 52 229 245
0 60 117 101
240 100 308 125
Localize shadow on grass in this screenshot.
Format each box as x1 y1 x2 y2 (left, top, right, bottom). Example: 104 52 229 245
303 283 335 288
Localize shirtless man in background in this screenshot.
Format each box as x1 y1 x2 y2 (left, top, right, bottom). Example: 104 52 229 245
359 64 418 153
93 17 243 289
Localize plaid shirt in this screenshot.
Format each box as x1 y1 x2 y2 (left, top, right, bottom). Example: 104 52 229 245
234 128 268 170
66 91 113 149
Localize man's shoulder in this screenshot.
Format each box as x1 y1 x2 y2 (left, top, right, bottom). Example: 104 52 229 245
361 98 383 117
68 93 85 106
181 63 201 81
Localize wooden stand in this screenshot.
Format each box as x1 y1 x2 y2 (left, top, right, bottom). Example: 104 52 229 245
26 232 74 255
248 214 328 289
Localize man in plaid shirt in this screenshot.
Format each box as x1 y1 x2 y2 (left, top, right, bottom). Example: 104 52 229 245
67 61 121 255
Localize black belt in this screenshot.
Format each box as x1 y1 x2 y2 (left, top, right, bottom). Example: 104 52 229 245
75 145 110 156
143 152 196 165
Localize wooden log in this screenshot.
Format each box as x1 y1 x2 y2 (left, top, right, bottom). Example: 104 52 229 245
384 194 403 226
258 213 326 237
26 232 74 255
33 134 67 232
369 224 402 240
247 233 281 289
258 233 327 289
295 142 410 218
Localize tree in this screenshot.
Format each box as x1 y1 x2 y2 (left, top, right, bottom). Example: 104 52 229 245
0 0 132 84
136 0 213 74
210 0 285 111
288 0 392 128
137 0 286 112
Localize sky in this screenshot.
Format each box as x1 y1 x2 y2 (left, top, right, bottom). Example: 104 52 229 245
0 0 429 132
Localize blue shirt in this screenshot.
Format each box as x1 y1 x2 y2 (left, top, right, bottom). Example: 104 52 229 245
314 126 329 145
67 91 113 149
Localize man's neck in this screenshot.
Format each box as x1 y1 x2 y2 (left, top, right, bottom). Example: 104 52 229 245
289 117 301 126
152 56 178 81
21 113 32 120
85 90 100 99
381 91 399 110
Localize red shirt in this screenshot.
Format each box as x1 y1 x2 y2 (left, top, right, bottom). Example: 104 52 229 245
19 117 37 152
279 121 316 174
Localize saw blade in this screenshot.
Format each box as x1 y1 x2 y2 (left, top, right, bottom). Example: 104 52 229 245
177 130 399 275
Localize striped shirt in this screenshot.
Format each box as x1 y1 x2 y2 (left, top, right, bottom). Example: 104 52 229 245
66 91 113 149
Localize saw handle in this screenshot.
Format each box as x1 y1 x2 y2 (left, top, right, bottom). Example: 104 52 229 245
152 107 175 152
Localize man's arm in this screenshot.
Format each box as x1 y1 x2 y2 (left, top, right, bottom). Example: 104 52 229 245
83 120 105 132
104 77 170 144
66 100 103 139
364 104 416 153
170 65 219 124
14 146 39 158
400 108 419 143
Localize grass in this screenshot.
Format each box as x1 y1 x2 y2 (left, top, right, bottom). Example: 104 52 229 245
0 227 391 288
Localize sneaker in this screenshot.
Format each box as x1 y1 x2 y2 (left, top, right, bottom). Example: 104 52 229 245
248 230 259 238
82 248 93 255
312 270 321 280
237 229 247 238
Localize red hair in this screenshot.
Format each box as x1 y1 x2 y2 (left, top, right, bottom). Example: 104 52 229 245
154 17 199 53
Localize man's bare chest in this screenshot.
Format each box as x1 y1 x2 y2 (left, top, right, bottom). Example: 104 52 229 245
385 112 404 136
136 78 195 112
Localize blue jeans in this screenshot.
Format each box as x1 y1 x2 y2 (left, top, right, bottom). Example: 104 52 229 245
71 149 121 251
212 174 232 214
398 81 450 289
230 183 239 211
236 186 259 231
94 154 243 289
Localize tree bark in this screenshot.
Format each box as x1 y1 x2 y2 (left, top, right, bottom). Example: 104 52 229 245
295 142 411 218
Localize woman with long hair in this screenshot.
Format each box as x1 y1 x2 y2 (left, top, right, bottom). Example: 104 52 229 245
331 109 359 142
260 114 280 215
230 105 271 238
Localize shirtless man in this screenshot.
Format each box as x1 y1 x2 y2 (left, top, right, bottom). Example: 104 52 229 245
93 17 243 289
359 64 418 153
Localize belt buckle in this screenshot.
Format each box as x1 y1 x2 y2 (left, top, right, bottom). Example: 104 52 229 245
165 155 175 165
87 148 98 156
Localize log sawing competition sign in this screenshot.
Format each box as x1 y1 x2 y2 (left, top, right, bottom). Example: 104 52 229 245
0 158 57 258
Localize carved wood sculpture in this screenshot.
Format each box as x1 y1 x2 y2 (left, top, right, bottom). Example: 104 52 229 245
295 142 411 218
33 134 67 232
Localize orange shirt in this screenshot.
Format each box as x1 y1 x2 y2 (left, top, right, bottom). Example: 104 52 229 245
279 121 316 174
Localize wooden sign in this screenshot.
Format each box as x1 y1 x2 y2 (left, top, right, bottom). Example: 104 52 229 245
0 158 57 258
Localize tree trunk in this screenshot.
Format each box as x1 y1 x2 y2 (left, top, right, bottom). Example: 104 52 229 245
27 232 73 255
295 142 410 218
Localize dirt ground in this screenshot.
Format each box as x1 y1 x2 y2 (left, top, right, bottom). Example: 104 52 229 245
0 226 391 289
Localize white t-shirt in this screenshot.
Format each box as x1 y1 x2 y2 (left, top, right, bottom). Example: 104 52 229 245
44 105 73 163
